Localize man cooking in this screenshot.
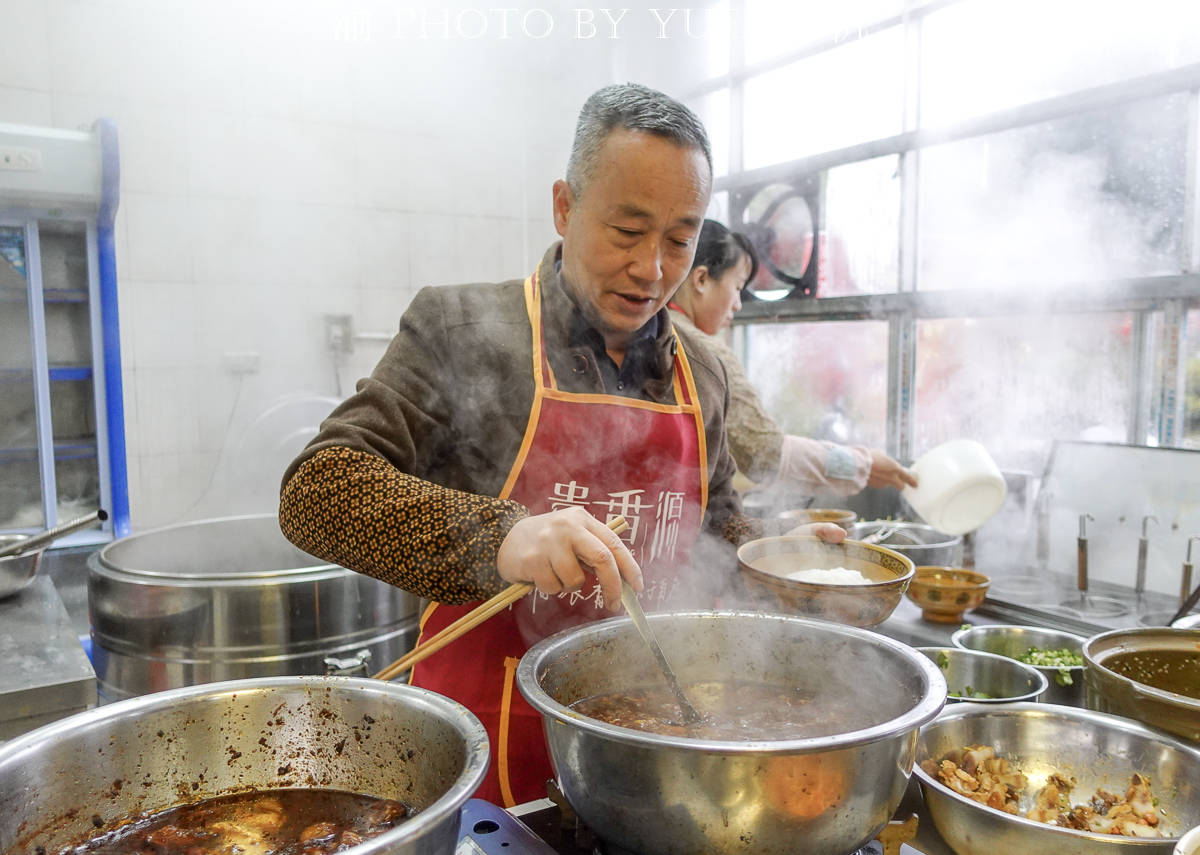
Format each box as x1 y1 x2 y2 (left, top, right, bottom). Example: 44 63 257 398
278 82 843 806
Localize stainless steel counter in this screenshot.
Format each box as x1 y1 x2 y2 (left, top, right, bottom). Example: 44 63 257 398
0 574 96 740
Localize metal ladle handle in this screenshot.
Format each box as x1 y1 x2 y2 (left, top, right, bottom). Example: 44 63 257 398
1135 514 1157 595
0 509 108 558
1076 513 1094 594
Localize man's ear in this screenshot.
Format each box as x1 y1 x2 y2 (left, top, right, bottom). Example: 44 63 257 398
552 179 574 237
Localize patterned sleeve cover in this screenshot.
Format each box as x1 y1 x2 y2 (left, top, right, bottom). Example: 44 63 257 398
280 444 763 605
279 445 528 604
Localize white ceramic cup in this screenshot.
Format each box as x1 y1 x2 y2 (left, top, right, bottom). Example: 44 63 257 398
901 439 1007 535
1177 825 1200 855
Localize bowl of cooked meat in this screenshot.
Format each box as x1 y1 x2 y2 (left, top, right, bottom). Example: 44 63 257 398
736 535 915 627
915 702 1200 855
0 676 489 855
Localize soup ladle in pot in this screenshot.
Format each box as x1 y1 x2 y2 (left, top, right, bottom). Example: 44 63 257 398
619 578 703 725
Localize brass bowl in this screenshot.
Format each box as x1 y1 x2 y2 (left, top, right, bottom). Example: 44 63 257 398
906 566 990 623
736 536 914 627
1084 628 1200 744
778 508 858 531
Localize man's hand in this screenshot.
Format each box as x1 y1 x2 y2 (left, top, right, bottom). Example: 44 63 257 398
783 522 847 543
497 507 642 612
866 449 918 490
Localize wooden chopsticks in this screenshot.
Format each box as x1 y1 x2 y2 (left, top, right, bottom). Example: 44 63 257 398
372 516 629 681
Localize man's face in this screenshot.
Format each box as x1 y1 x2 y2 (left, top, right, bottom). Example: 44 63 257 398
553 128 711 355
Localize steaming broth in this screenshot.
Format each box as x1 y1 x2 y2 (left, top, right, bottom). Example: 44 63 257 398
571 681 877 739
50 789 415 855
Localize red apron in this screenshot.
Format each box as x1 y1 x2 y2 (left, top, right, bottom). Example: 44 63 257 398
409 272 708 806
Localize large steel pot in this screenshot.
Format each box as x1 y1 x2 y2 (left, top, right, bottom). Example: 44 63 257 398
0 676 489 855
88 514 420 700
1084 627 1200 744
517 611 947 855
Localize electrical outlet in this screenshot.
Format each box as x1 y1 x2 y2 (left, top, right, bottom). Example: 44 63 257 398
325 314 353 354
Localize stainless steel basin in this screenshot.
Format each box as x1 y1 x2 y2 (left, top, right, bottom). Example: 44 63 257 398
0 676 489 855
88 514 420 699
517 610 947 855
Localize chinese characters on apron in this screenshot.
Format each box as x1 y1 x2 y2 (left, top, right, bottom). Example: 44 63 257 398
410 272 708 806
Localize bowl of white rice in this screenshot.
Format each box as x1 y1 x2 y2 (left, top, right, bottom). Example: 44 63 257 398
736 536 915 627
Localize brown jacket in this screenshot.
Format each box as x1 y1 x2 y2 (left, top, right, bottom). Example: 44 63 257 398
279 243 756 604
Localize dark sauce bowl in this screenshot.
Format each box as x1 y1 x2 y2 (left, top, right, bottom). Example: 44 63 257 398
1084 628 1200 744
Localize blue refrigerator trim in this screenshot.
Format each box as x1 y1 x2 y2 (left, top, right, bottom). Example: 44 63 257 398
96 118 129 537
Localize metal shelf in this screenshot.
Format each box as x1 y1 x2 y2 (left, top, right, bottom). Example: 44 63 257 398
0 119 127 539
0 440 98 463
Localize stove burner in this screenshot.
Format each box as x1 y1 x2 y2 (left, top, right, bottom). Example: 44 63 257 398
482 782 926 855
592 839 890 855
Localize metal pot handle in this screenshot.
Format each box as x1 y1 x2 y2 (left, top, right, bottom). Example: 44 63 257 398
324 649 372 676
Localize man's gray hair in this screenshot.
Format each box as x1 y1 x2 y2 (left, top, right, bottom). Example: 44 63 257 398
566 83 712 195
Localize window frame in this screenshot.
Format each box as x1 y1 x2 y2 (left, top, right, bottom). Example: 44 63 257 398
691 2 1200 459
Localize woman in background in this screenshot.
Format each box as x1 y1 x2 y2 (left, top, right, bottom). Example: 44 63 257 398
668 219 917 496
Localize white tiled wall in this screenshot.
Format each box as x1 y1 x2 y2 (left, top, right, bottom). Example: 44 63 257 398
0 0 711 529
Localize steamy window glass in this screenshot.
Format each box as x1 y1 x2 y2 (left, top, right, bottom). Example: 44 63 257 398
743 26 904 169
689 89 731 179
920 0 1200 127
699 1 733 79
743 0 903 65
917 94 1187 291
822 155 901 295
741 320 889 449
1183 310 1200 449
706 189 731 226
913 313 1135 474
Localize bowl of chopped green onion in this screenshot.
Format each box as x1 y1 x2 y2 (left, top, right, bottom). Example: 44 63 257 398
916 646 1048 704
951 624 1087 706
